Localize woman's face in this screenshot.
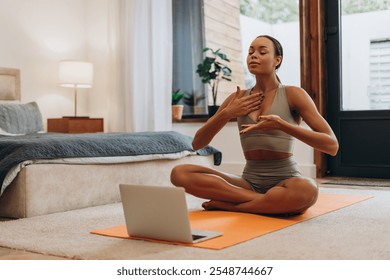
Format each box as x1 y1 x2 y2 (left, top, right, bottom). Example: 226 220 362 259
246 37 281 76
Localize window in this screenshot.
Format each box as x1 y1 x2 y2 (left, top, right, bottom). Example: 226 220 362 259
369 39 390 109
341 3 390 111
172 0 207 117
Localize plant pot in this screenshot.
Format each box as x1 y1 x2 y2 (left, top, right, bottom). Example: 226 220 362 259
172 105 184 122
208 105 220 118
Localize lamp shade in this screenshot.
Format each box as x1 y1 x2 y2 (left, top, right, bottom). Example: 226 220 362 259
59 61 93 88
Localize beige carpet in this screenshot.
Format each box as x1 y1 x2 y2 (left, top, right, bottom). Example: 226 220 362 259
0 186 389 260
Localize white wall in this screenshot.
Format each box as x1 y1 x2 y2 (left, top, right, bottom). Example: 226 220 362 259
0 0 112 129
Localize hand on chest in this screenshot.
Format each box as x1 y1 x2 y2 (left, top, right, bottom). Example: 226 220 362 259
247 90 278 122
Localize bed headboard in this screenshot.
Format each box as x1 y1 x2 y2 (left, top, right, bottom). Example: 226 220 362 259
0 67 21 101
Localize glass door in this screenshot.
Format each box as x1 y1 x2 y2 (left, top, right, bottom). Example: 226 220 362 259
326 0 390 178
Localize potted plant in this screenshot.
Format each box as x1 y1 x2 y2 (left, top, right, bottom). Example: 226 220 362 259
196 47 232 117
171 89 186 121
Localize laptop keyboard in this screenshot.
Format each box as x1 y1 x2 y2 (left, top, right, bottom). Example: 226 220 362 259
192 234 206 241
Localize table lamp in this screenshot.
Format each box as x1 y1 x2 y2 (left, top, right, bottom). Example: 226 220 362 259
59 61 93 117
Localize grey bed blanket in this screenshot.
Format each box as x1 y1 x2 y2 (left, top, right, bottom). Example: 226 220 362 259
0 131 222 194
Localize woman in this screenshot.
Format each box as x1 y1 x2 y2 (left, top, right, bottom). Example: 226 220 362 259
170 35 339 215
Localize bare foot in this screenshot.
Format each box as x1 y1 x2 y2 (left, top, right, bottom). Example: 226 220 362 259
202 200 238 211
202 200 220 210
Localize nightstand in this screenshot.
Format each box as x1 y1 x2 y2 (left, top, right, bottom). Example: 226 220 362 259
47 117 104 133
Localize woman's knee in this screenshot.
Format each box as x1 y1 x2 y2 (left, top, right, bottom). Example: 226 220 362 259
296 177 318 206
281 177 319 210
170 164 197 186
170 165 185 186
298 177 318 199
286 177 317 192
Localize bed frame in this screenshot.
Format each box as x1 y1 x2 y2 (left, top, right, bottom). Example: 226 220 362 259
0 155 213 218
0 68 213 218
0 67 20 101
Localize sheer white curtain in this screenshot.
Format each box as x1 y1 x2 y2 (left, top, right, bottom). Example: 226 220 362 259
107 0 172 132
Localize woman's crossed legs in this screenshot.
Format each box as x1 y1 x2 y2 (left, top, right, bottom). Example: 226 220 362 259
170 164 318 215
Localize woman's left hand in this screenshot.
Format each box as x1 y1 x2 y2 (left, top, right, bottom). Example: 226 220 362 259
240 114 282 134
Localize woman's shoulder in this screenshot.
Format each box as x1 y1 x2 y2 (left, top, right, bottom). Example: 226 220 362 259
283 85 317 111
283 85 310 99
282 85 313 107
283 85 306 93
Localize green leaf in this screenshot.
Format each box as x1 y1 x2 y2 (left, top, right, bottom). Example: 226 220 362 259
172 89 186 105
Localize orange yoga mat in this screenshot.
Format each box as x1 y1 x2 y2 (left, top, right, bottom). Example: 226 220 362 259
91 193 372 250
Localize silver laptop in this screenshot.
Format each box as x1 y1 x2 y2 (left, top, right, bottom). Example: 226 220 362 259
119 184 223 244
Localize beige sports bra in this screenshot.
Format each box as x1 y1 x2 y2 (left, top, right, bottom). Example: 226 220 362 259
237 85 298 153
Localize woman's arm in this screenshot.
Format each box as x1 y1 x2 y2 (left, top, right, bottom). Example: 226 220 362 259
240 86 339 156
286 86 339 155
192 87 261 150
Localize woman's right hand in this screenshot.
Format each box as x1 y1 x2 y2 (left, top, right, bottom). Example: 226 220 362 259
192 86 261 150
223 86 262 118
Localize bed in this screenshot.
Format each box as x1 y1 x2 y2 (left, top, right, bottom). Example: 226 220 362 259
0 68 221 218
